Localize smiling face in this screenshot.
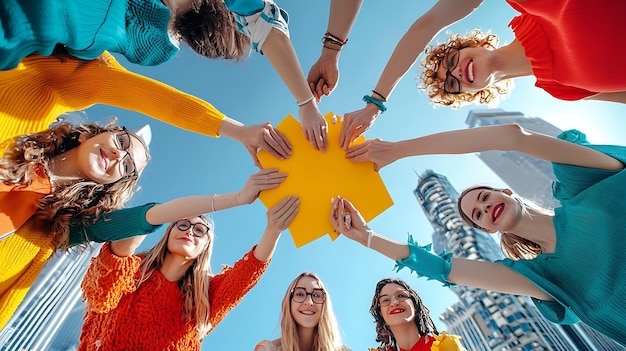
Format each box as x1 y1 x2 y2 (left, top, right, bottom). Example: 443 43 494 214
76 131 149 184
459 187 521 232
290 276 324 329
378 283 416 327
167 217 211 260
436 46 496 94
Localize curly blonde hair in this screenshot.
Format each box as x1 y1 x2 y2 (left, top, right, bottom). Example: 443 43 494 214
419 29 512 109
0 121 149 248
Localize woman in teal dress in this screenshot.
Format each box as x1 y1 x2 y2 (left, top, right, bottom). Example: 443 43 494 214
331 124 626 345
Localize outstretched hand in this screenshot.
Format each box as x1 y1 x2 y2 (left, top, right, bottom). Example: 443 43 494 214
329 196 370 245
346 138 397 171
238 168 288 205
237 123 292 168
299 102 328 152
339 104 380 150
266 196 300 233
307 54 340 102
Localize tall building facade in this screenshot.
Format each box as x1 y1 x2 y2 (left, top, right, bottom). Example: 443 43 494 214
414 170 624 351
0 245 100 351
465 109 562 209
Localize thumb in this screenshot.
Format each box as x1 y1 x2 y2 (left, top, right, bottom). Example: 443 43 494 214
248 147 262 169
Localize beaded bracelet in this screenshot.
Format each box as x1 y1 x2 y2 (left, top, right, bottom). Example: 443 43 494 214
362 95 387 113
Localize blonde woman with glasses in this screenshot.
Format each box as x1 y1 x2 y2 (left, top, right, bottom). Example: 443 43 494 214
78 195 299 350
255 272 350 351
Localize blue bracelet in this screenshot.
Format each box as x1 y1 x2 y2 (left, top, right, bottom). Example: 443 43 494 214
362 95 387 113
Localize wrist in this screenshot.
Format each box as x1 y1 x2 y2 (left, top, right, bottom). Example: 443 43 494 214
297 96 316 107
362 95 387 113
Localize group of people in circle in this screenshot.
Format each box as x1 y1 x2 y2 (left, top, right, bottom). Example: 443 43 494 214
1 0 625 349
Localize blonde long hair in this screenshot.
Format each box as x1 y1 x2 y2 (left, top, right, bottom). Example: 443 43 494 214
419 29 512 109
279 272 346 351
137 215 215 338
457 185 553 260
0 121 149 248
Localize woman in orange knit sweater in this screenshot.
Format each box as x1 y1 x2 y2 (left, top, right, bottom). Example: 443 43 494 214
78 196 299 350
1 52 291 167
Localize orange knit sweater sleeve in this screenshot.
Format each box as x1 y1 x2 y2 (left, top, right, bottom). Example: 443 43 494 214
81 242 142 314
0 53 225 140
207 245 269 332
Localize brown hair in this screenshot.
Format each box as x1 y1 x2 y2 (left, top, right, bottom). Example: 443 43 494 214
0 122 149 248
174 0 250 60
457 185 545 260
370 278 438 351
419 29 512 109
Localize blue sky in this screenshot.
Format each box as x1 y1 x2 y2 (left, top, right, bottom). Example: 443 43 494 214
82 0 626 349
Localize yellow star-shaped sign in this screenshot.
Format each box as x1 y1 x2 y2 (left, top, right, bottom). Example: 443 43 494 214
257 113 393 247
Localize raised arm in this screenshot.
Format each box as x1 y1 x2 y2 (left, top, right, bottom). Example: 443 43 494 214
339 0 483 149
262 29 328 152
585 91 626 104
306 0 363 101
108 169 287 257
347 124 624 171
329 197 553 301
253 195 300 261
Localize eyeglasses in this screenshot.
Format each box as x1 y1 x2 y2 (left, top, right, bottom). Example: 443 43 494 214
174 219 211 238
378 290 411 307
291 287 326 304
112 127 137 178
441 47 462 95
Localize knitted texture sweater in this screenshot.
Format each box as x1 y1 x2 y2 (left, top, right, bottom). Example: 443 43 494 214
0 52 226 329
0 0 177 70
1 52 225 141
497 130 626 345
79 243 269 350
506 0 626 100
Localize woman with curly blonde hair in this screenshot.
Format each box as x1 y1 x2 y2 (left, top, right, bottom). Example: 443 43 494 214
309 0 626 150
255 272 350 351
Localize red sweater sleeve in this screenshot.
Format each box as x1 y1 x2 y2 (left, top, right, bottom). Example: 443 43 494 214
81 242 142 314
207 245 269 331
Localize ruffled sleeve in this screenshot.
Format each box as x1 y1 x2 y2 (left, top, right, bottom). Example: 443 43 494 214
206 245 269 332
81 242 142 313
551 130 626 201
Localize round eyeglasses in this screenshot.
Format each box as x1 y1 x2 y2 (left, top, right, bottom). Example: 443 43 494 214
378 290 411 307
291 287 326 304
112 127 137 179
174 219 211 238
441 47 462 95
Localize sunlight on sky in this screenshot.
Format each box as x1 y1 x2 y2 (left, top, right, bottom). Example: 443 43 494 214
79 0 626 349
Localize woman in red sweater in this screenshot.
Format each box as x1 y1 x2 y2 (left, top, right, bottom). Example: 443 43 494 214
78 195 299 350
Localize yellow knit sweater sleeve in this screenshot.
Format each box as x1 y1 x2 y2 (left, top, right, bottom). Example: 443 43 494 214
0 53 225 142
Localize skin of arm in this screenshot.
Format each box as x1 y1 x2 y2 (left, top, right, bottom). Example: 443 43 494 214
306 0 363 100
110 168 287 256
347 124 624 171
218 117 292 168
261 28 328 152
339 0 483 149
253 195 300 261
585 91 626 104
329 197 553 301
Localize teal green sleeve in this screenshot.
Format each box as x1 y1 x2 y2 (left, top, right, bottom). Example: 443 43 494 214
394 234 454 287
69 203 163 245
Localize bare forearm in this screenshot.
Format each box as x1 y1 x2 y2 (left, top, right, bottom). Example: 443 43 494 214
253 230 281 262
327 0 362 41
262 29 312 101
359 231 411 261
217 117 244 139
373 0 482 99
145 193 243 225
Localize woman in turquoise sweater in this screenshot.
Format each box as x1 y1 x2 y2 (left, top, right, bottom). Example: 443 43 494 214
1 0 329 150
330 124 626 345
